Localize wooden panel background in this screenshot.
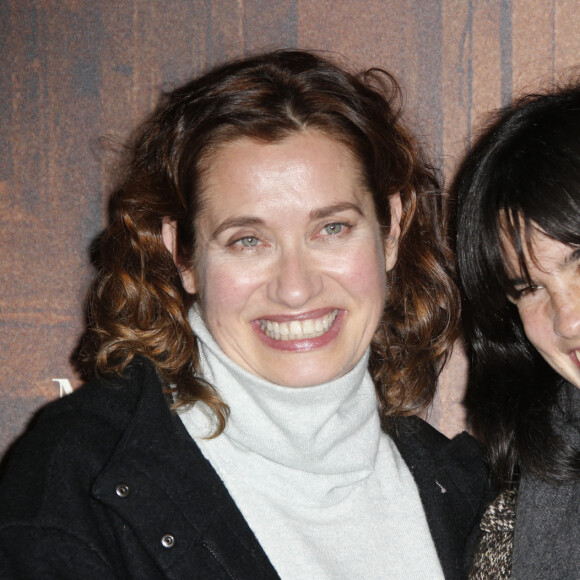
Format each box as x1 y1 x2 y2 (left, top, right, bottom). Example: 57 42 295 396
2 0 579 456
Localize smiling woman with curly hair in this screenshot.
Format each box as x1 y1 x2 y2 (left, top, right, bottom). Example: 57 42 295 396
0 50 488 579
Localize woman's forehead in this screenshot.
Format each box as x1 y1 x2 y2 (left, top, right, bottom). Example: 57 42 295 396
500 218 578 276
196 133 370 214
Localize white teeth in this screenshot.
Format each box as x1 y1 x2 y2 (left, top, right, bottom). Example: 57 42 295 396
289 320 301 339
260 310 338 341
279 322 289 340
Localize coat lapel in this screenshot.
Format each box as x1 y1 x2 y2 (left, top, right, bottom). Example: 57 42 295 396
390 417 490 580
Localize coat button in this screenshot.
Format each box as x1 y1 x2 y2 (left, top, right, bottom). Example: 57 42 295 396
161 534 175 549
115 483 130 498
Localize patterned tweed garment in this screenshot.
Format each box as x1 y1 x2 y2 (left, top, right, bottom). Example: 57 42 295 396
469 488 517 579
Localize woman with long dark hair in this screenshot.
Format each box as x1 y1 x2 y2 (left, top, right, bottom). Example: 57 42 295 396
455 83 580 579
0 50 487 579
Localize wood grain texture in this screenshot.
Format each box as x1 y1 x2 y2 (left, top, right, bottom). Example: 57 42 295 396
2 0 580 455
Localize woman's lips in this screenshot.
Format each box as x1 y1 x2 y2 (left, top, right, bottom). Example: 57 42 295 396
259 309 338 341
252 309 344 351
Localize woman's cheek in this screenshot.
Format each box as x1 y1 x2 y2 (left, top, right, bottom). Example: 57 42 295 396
202 261 263 309
519 302 550 351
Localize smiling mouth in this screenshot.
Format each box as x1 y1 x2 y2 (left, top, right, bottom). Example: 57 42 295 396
260 310 339 341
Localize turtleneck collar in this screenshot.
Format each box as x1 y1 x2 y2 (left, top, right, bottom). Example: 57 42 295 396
180 307 382 505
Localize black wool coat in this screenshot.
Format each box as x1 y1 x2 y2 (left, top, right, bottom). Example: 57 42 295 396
0 359 489 579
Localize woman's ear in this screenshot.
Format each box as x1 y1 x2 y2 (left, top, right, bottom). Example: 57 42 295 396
384 193 403 272
161 218 197 294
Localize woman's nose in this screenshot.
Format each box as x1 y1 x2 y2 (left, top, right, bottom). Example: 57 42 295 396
553 287 580 339
268 247 322 308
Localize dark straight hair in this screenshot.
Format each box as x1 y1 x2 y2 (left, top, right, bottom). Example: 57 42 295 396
454 81 580 487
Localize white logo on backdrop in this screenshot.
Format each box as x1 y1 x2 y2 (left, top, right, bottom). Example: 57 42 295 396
52 379 73 398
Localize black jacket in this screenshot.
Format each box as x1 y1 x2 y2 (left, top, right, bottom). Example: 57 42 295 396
0 359 489 579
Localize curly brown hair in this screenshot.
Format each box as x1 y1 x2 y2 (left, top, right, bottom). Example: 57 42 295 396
79 49 459 433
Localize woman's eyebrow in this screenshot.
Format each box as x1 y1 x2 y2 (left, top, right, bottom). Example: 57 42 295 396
562 247 580 268
508 246 580 280
508 276 529 288
309 202 364 220
211 217 264 239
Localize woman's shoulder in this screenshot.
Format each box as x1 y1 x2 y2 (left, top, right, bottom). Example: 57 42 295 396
0 359 175 576
0 358 162 522
0 359 276 579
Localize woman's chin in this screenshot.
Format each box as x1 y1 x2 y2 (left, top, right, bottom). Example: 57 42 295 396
256 363 350 388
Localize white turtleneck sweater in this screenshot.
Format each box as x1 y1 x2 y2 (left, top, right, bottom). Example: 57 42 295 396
179 308 444 580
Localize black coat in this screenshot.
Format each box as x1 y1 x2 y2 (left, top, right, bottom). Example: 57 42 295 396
0 359 489 579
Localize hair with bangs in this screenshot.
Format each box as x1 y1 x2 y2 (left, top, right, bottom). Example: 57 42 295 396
78 49 459 434
455 81 580 487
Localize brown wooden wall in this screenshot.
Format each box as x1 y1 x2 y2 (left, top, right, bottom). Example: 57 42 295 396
2 0 579 456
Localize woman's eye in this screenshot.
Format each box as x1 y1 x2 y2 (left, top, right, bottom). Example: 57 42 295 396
322 223 345 235
238 236 259 247
515 284 539 298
